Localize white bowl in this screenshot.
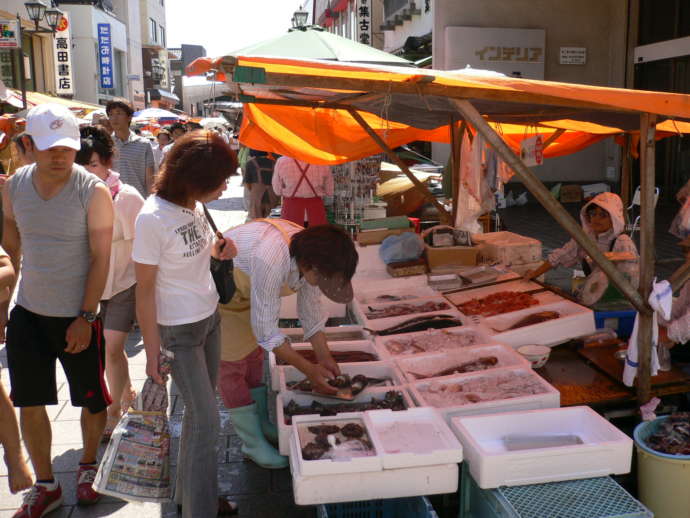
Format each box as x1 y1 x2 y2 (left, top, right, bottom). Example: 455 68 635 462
517 344 551 369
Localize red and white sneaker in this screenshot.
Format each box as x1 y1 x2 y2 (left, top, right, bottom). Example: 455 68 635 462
76 464 101 506
12 483 63 518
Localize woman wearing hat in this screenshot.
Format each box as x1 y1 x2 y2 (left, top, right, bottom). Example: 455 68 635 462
218 221 358 469
525 192 639 307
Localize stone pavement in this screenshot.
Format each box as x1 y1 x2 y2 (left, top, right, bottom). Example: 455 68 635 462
0 176 317 517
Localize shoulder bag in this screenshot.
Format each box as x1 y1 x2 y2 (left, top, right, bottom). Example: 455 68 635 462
202 205 236 304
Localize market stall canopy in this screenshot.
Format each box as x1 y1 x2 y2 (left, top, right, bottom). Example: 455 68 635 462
3 88 102 116
133 108 180 119
187 55 690 164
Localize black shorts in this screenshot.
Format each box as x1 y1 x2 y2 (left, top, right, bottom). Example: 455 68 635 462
6 305 112 413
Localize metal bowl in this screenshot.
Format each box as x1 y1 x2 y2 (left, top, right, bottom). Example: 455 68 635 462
614 348 627 362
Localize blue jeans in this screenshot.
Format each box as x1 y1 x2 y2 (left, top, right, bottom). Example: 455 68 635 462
159 310 221 518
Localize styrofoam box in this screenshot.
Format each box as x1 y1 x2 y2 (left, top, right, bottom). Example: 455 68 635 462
281 326 366 343
269 340 380 391
473 231 542 266
452 292 563 322
394 344 531 384
276 387 415 455
353 295 463 332
280 293 346 319
351 272 428 293
373 326 492 360
409 367 560 422
278 361 405 395
355 285 437 305
450 406 633 488
290 447 458 506
365 407 463 469
484 300 596 348
445 279 544 306
291 413 382 476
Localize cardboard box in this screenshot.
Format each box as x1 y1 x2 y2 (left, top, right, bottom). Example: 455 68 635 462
560 184 583 203
425 244 478 269
357 228 412 246
473 231 541 266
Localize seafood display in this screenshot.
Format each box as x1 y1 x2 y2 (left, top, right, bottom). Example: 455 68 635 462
383 329 481 356
283 391 406 424
287 374 390 396
407 356 498 380
373 315 463 336
372 294 418 302
418 371 548 408
501 311 561 331
365 301 451 320
645 413 690 455
299 420 375 461
458 291 539 317
276 350 378 365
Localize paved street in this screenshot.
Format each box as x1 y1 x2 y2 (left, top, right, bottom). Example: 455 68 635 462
0 177 316 518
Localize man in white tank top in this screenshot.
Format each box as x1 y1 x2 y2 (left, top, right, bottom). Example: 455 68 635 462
2 104 114 518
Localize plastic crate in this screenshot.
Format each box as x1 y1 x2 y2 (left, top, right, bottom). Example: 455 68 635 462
594 310 636 339
317 496 438 518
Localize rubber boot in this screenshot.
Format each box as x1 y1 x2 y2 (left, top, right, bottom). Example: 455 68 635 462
228 403 288 469
250 385 279 445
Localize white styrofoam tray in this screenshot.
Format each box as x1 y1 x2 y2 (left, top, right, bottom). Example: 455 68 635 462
355 285 438 305
445 279 544 306
269 340 379 391
290 445 458 505
353 295 463 332
409 367 560 422
276 387 415 455
454 292 563 321
373 326 492 360
291 413 381 476
365 407 463 469
278 361 405 395
450 406 633 488
483 300 596 348
394 344 531 383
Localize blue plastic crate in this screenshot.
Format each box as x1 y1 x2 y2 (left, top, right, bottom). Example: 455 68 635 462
594 310 636 339
317 496 438 518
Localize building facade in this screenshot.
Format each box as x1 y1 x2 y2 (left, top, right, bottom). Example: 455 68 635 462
111 0 145 108
139 0 175 108
168 43 205 111
313 0 385 50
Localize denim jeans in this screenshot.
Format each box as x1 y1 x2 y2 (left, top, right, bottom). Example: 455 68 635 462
159 310 221 518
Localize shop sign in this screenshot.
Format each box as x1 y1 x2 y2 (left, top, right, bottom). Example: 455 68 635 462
357 0 372 46
0 20 20 49
560 47 586 65
97 23 114 89
520 135 543 167
53 13 73 95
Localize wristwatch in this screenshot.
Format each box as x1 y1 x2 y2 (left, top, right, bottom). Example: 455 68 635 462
78 310 97 323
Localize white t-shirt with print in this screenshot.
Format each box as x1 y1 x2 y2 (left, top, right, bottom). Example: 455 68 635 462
132 195 218 326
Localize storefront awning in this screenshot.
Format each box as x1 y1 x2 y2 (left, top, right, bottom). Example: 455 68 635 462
4 89 102 115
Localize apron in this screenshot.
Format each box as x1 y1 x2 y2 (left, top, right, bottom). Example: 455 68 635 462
219 219 304 362
280 159 328 226
581 236 625 304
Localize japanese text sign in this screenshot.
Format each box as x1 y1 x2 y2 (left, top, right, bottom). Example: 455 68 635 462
53 14 73 95
97 23 113 89
357 0 372 46
520 135 544 167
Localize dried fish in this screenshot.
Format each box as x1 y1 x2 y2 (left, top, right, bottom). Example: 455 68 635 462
302 442 329 460
288 373 391 396
384 329 479 356
372 315 463 336
308 424 341 435
505 311 560 330
409 356 499 380
645 413 690 455
284 391 406 424
365 301 451 320
341 423 365 438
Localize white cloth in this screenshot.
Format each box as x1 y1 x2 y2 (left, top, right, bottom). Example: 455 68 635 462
132 195 218 325
223 220 327 352
623 279 669 386
272 157 333 198
662 282 690 343
103 182 145 300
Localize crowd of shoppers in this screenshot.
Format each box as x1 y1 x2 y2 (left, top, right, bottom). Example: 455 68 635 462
0 100 358 518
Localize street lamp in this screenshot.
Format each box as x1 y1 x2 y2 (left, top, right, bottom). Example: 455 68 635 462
24 1 47 26
44 5 64 32
292 5 309 29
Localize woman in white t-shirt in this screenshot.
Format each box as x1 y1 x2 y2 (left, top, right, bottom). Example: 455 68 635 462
133 131 238 518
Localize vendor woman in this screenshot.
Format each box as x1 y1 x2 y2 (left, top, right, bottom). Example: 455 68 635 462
659 239 690 363
219 220 358 469
525 192 639 306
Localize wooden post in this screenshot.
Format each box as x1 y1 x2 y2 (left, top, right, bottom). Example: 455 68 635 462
636 112 657 405
347 108 452 224
452 99 647 313
450 120 466 224
621 134 632 208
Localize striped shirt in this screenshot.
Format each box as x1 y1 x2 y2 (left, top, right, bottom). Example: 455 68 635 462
112 131 154 197
223 220 327 352
272 157 333 198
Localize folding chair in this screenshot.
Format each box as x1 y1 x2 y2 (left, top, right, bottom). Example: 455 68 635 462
626 185 660 240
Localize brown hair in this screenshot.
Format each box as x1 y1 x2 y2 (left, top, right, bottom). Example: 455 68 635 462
154 130 237 205
290 225 358 281
105 100 134 118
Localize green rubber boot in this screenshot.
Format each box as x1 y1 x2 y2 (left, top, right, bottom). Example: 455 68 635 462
229 403 288 470
250 385 279 445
